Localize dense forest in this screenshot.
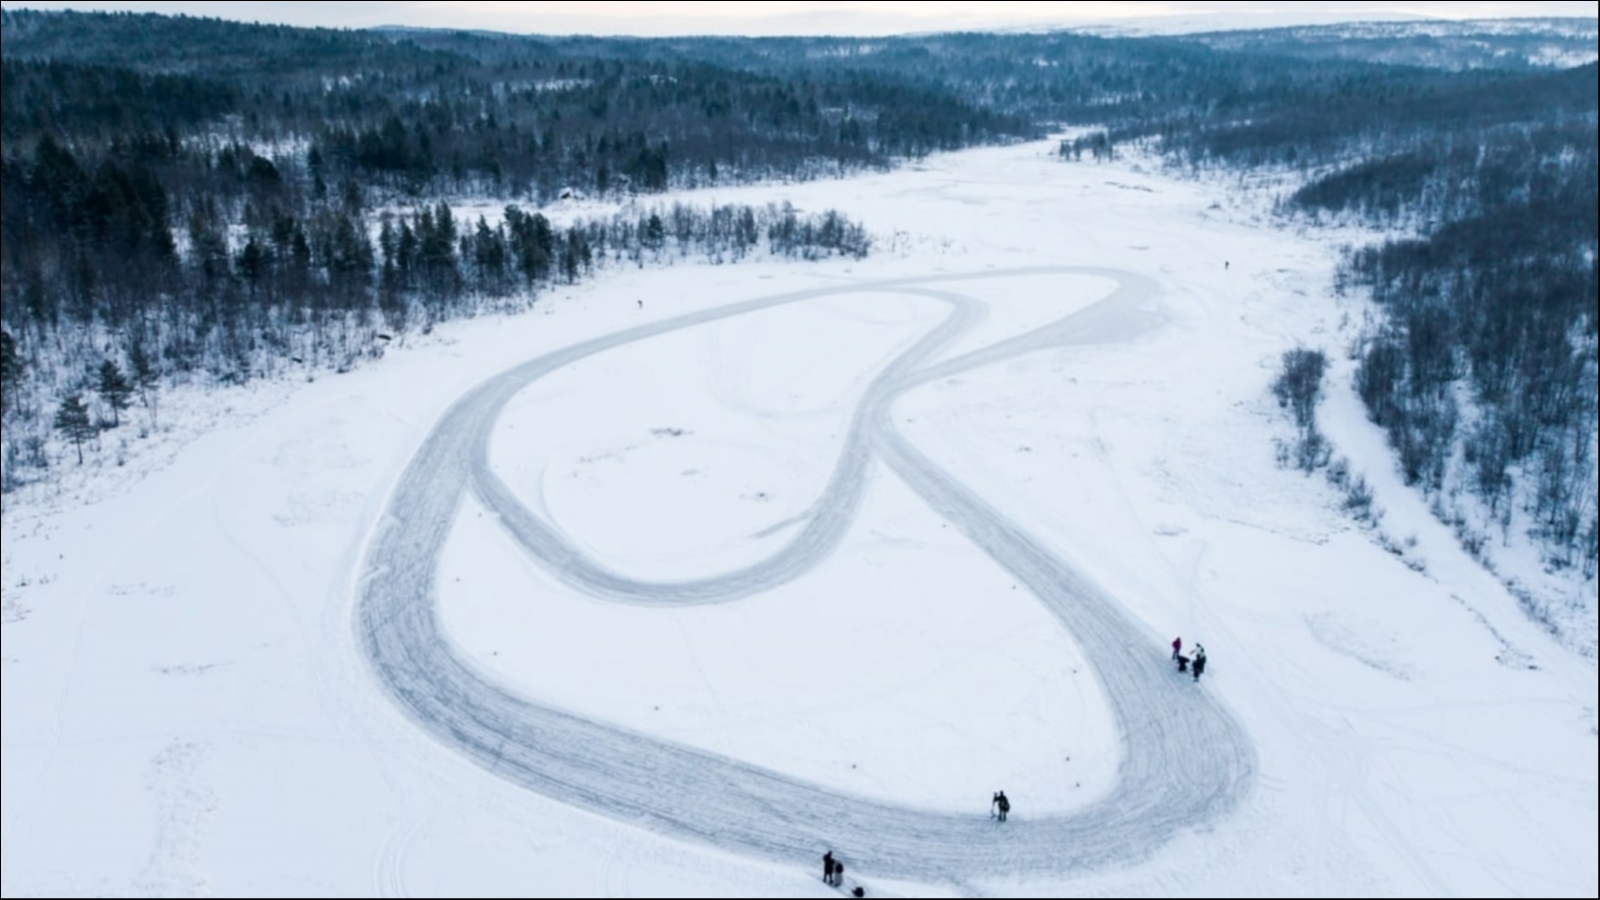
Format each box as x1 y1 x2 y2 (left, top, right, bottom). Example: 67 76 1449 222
1036 18 1597 584
1128 53 1598 582
1 9 1595 585
0 10 921 492
1184 18 1597 71
1324 125 1596 580
1108 54 1597 581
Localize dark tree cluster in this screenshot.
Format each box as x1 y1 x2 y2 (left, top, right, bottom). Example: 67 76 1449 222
1343 181 1597 576
1038 23 1597 578
2 10 1025 199
1272 348 1331 473
0 135 872 482
1183 19 1598 72
1040 27 1596 576
1 10 894 487
1283 80 1598 577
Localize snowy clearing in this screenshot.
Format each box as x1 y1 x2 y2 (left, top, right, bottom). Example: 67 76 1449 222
3 141 1595 898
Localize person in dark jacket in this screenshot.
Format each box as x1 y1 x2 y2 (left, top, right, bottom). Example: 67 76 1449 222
823 852 836 885
993 791 1010 822
1193 652 1208 682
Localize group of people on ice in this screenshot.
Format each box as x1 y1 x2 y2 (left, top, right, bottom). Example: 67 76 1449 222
817 639 1209 889
822 851 865 896
1172 636 1207 682
819 790 1011 892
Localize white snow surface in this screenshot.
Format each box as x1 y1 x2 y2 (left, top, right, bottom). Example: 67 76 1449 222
3 141 1597 898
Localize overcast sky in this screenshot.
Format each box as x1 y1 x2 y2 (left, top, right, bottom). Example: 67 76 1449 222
2 1 1596 36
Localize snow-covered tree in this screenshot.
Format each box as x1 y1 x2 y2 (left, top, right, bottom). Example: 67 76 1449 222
54 395 96 465
128 342 161 426
96 360 134 429
0 330 19 415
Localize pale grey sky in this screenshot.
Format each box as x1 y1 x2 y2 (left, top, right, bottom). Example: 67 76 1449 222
2 1 1596 36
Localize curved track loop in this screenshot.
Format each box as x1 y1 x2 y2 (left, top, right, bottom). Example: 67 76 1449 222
358 268 1256 881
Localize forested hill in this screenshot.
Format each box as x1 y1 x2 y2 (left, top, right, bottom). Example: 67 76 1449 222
1 9 926 495
0 10 1028 195
1114 23 1593 591
1 9 1594 590
1117 32 1596 588
1181 18 1599 71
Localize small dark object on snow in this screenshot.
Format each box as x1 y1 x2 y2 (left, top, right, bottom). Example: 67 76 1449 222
853 888 866 898
1177 654 1189 673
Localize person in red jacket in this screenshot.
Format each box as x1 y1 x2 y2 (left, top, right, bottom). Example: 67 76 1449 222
1172 636 1183 661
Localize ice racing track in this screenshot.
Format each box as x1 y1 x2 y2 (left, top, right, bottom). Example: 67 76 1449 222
357 268 1256 882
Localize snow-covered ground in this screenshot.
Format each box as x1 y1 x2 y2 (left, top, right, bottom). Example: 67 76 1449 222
2 141 1595 898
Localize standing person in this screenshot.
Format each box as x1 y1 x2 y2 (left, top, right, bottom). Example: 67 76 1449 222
1172 636 1183 661
1193 651 1208 683
823 851 835 886
993 791 1010 822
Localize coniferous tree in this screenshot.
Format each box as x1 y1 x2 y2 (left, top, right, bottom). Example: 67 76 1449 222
1273 348 1331 472
96 359 134 428
128 341 161 426
1273 349 1329 433
54 395 95 465
0 331 19 415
